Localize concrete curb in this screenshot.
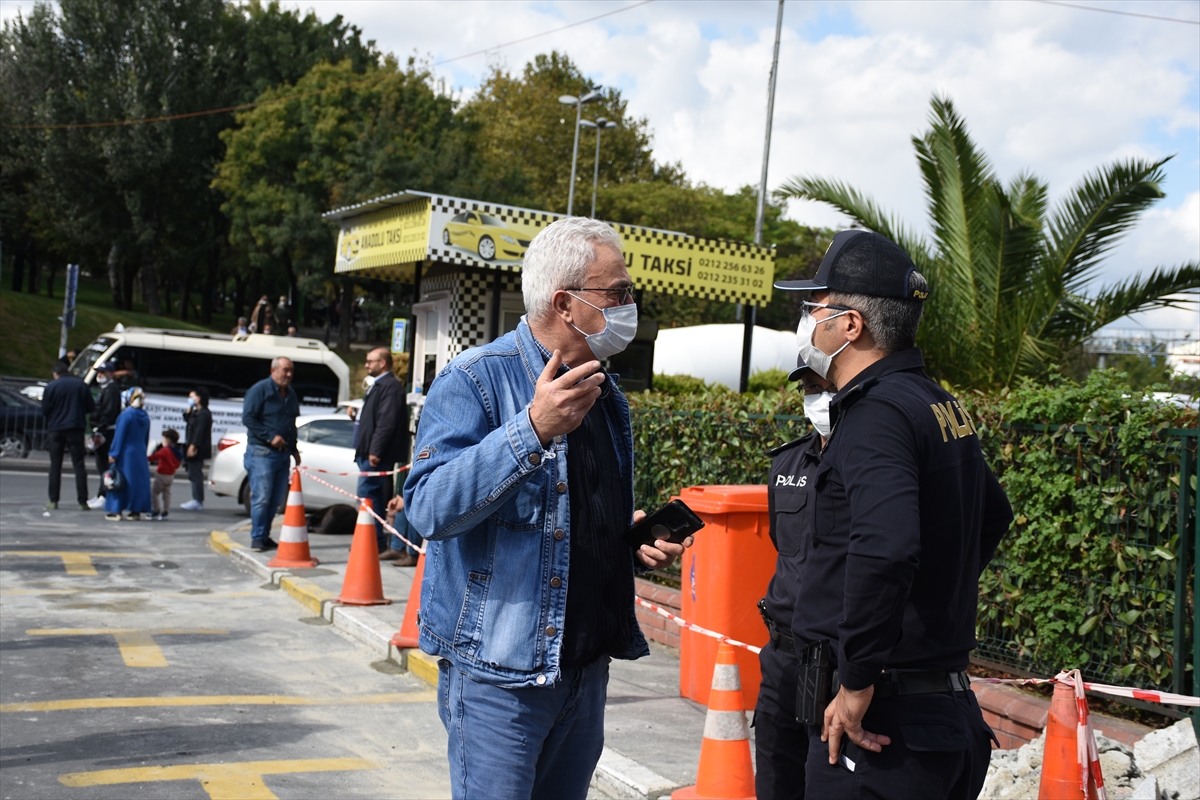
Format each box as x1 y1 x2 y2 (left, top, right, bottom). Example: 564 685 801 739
208 530 680 799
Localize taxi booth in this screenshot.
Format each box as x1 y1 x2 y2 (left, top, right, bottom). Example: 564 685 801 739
322 190 776 395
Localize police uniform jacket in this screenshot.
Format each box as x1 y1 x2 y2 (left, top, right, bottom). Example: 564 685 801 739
763 431 821 629
790 347 1012 691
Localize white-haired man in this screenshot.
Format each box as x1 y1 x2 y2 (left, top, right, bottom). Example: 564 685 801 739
405 217 691 799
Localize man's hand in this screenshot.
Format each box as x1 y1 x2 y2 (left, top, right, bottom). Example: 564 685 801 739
368 454 380 468
630 509 695 569
292 451 302 466
822 685 890 765
187 444 197 458
528 351 606 445
386 495 404 513
269 434 287 449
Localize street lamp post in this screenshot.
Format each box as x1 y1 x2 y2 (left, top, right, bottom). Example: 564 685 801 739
558 87 604 215
580 117 619 218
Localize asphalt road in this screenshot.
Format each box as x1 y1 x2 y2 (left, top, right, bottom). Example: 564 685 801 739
0 468 450 800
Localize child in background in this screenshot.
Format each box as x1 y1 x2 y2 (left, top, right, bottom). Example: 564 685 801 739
148 428 183 521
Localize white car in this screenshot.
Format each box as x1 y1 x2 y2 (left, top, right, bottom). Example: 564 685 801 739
210 413 365 515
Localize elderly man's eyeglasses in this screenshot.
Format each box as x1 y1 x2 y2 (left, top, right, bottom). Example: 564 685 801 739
567 286 636 305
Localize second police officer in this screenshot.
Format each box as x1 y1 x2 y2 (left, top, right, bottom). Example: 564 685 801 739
766 230 1013 799
755 353 835 798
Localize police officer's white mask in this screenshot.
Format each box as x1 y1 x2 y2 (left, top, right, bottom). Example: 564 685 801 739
796 307 852 380
803 391 833 438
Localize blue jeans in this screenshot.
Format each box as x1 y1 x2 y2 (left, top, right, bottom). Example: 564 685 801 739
245 445 290 546
356 457 390 549
437 657 609 800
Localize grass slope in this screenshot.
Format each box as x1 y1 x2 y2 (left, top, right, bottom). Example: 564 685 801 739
0 283 209 379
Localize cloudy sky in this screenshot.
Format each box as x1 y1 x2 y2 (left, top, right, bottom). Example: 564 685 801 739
5 0 1197 333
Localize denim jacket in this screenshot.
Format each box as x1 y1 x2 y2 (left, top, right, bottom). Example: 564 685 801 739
404 319 649 688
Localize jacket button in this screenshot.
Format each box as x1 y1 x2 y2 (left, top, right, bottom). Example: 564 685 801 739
550 576 562 588
536 674 547 685
556 481 567 494
545 625 557 636
529 452 541 466
553 435 563 445
553 529 565 540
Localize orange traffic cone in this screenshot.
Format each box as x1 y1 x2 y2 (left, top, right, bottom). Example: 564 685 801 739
268 470 319 568
1038 681 1100 800
389 551 425 648
336 498 391 606
672 642 756 800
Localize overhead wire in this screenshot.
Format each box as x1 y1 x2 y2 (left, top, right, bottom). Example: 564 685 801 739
1031 0 1200 25
5 0 655 131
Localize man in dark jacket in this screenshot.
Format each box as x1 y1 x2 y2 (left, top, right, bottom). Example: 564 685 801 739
775 230 1012 799
180 387 213 511
42 361 96 510
87 362 122 507
355 347 410 555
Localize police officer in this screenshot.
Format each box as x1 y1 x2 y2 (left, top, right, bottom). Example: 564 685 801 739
775 230 1013 799
756 354 835 799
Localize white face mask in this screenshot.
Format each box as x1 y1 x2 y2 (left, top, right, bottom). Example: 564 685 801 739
803 391 834 438
796 309 851 380
97 375 110 386
569 293 638 360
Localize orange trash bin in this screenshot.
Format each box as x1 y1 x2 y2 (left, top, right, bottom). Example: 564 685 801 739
676 484 774 711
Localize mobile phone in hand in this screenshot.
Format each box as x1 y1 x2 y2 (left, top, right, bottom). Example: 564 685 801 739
622 499 704 550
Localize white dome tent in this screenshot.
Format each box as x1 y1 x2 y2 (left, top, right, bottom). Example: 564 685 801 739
652 324 798 391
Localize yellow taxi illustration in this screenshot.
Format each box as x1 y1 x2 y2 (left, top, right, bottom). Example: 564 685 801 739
442 211 532 261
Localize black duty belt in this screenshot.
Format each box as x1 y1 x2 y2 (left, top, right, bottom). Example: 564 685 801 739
873 670 971 698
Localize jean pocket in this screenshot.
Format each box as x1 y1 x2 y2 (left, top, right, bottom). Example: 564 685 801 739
453 572 490 656
490 481 543 532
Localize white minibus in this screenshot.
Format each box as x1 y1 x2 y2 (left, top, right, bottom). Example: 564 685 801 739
70 328 351 448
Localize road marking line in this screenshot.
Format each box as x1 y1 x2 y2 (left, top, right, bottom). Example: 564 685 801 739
3 551 156 576
59 757 376 800
25 628 228 667
209 530 243 555
1 691 436 712
0 588 262 598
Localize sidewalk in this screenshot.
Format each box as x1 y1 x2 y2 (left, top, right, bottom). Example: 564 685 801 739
210 520 727 800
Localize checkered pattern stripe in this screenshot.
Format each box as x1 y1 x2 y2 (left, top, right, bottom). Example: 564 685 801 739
421 269 525 359
452 272 493 353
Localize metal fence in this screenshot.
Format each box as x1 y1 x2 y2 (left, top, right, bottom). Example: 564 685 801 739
630 411 1198 705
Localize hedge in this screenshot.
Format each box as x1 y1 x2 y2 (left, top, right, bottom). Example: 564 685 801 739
627 370 1198 693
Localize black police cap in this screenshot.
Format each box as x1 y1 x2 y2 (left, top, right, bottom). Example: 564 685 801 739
787 352 810 382
775 230 930 301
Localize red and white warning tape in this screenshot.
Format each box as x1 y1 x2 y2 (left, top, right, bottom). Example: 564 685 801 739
295 468 425 554
970 674 1199 707
634 597 762 654
634 598 1197 711
298 464 410 478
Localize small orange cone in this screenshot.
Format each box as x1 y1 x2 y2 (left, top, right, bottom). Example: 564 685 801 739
672 642 756 800
268 470 319 568
336 498 391 606
1038 681 1100 800
389 551 425 648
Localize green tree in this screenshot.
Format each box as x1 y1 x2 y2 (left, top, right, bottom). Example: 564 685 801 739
213 57 483 349
0 0 379 320
465 51 675 213
778 96 1200 389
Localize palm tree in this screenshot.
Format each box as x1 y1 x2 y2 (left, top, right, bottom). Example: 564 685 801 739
777 96 1199 389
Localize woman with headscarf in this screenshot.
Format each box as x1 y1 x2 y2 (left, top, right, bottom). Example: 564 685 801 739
104 387 152 521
